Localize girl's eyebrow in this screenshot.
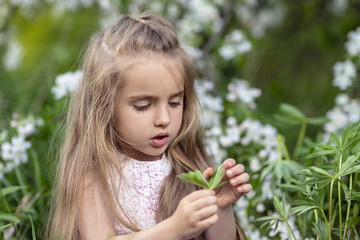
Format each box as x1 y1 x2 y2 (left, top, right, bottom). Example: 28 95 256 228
129 90 184 101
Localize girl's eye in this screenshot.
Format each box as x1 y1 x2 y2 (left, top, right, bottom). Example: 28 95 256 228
169 101 181 107
134 104 150 111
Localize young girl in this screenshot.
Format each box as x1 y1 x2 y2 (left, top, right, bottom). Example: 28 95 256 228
47 13 252 240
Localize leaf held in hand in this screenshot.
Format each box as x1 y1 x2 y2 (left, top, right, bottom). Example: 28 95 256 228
177 164 228 190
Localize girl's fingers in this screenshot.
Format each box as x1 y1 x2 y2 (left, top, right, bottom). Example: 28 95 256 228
186 189 215 202
229 172 250 186
223 158 236 169
198 213 219 229
195 204 218 220
226 164 245 178
191 195 217 211
236 183 252 194
203 167 213 181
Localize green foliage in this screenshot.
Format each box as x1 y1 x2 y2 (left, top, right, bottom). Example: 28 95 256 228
177 164 228 190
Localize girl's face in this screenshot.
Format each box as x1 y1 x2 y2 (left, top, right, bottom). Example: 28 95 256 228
115 61 184 161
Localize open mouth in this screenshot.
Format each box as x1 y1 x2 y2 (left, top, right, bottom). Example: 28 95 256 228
151 133 169 147
152 133 169 140
154 135 166 139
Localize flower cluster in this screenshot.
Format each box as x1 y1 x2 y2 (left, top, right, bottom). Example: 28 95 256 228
332 59 357 90
325 25 360 139
196 79 227 164
219 30 252 60
51 70 82 99
3 37 23 71
324 94 360 136
345 26 360 57
0 114 43 179
226 78 261 109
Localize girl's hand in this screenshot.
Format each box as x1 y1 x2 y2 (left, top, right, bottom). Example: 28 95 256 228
169 189 218 240
203 159 252 209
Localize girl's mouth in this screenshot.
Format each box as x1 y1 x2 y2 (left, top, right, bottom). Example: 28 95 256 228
151 133 169 147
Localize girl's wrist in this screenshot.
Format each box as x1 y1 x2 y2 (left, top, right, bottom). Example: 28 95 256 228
162 216 183 240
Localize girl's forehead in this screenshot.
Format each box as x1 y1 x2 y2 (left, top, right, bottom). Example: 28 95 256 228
123 56 185 85
121 61 184 95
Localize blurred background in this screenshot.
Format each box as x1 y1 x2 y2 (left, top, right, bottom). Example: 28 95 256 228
0 0 360 239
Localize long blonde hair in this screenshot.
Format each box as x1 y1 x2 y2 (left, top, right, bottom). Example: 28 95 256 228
47 13 246 240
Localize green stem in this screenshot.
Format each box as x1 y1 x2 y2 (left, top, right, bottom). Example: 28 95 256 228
329 179 335 239
14 165 26 196
277 134 291 160
293 122 307 161
320 208 331 240
277 134 283 161
274 197 296 240
338 153 343 240
338 180 342 240
314 210 320 240
343 174 352 239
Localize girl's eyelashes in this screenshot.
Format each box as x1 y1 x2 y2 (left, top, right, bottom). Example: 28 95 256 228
134 104 150 111
133 100 182 111
169 101 182 107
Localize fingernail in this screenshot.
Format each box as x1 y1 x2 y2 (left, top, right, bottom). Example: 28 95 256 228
227 170 232 176
231 179 236 185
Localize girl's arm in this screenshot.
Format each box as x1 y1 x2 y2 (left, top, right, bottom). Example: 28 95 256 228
78 179 219 240
204 206 236 240
203 159 252 240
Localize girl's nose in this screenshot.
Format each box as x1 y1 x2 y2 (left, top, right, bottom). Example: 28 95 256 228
154 105 170 128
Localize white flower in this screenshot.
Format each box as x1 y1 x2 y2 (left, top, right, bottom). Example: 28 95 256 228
335 94 350 106
325 107 348 132
52 70 82 99
345 26 360 56
17 123 35 137
328 0 348 16
332 60 356 90
3 38 22 71
219 135 234 148
344 99 360 122
250 158 261 171
219 30 252 60
226 79 261 107
1 141 13 161
256 203 265 213
1 136 31 165
219 45 236 60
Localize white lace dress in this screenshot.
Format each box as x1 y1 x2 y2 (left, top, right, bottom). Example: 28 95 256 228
112 154 172 235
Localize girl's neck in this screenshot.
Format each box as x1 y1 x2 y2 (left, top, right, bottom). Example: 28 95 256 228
124 150 164 162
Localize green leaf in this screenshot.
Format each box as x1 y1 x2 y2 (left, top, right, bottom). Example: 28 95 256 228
0 186 26 197
291 205 319 215
208 164 226 189
308 166 333 178
307 150 337 158
279 103 306 121
177 170 210 189
307 117 328 125
29 213 37 240
330 132 341 148
0 214 19 222
310 143 337 151
335 154 360 178
177 164 229 190
255 215 283 222
0 220 21 231
274 114 301 126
